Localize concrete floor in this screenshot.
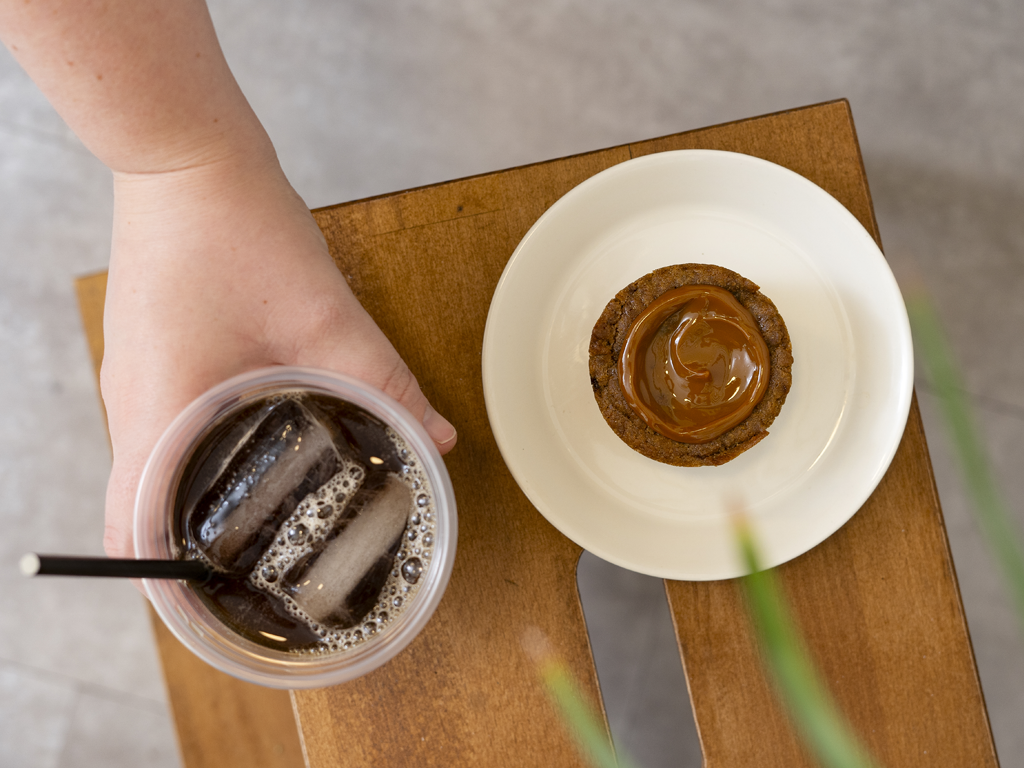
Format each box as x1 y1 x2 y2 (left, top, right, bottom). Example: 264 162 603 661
2 0 1023 765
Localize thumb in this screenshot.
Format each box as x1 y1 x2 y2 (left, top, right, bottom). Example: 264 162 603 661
103 394 204 561
101 363 236 561
377 360 459 455
296 306 457 454
104 450 148 559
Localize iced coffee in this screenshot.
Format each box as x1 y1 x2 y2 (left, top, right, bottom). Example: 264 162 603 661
135 367 455 687
175 393 439 653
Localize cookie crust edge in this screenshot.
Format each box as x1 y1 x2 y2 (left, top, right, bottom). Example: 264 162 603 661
588 263 794 467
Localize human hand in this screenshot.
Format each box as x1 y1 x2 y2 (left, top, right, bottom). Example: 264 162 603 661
100 150 456 559
0 0 450 560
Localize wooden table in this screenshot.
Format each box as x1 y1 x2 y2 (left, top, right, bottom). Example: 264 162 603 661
76 100 999 768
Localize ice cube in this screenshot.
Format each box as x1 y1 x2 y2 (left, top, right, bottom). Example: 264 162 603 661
188 399 346 575
176 401 271 518
199 573 322 649
285 473 411 628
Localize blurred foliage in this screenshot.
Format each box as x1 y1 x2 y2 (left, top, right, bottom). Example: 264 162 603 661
736 519 881 768
534 649 640 768
907 292 1024 628
534 290 1024 768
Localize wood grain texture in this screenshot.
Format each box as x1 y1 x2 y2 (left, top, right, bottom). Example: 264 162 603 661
294 146 628 768
644 102 998 767
667 401 999 767
149 615 308 768
73 271 109 437
73 273 307 768
74 99 998 768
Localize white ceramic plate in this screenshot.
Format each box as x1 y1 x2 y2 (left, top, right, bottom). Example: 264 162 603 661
482 150 912 580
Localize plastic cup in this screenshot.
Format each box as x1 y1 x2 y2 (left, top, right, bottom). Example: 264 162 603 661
134 366 457 688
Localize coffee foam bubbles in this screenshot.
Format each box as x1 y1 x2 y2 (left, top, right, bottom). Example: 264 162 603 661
246 427 437 654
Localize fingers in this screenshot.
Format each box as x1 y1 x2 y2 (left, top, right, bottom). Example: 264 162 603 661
99 352 242 564
102 390 194 566
387 369 458 455
423 403 458 454
341 353 458 455
293 295 458 455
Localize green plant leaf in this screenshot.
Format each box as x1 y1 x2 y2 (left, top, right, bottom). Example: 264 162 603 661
539 659 640 768
737 520 882 768
906 292 1024 628
525 627 641 768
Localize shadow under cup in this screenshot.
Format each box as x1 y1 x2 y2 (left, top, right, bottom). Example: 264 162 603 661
134 367 457 689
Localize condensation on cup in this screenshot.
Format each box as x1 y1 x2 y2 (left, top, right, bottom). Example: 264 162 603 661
134 366 457 688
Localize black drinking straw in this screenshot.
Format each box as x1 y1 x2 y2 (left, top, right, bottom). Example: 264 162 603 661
20 553 211 582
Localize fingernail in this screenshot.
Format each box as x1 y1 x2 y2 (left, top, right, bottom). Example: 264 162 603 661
423 404 457 446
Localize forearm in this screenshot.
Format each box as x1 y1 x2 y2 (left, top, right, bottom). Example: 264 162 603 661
0 0 272 173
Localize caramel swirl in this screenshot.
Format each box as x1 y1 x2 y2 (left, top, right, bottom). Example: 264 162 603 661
618 285 771 443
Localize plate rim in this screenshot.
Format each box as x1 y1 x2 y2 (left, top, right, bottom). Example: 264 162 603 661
482 148 913 580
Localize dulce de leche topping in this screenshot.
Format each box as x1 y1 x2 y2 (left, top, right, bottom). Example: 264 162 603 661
618 285 771 443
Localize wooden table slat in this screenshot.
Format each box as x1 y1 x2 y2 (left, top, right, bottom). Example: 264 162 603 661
75 99 999 768
74 273 308 768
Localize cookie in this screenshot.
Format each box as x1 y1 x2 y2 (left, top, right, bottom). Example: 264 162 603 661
588 264 793 466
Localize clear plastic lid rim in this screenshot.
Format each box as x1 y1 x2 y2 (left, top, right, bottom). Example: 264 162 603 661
133 366 457 688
